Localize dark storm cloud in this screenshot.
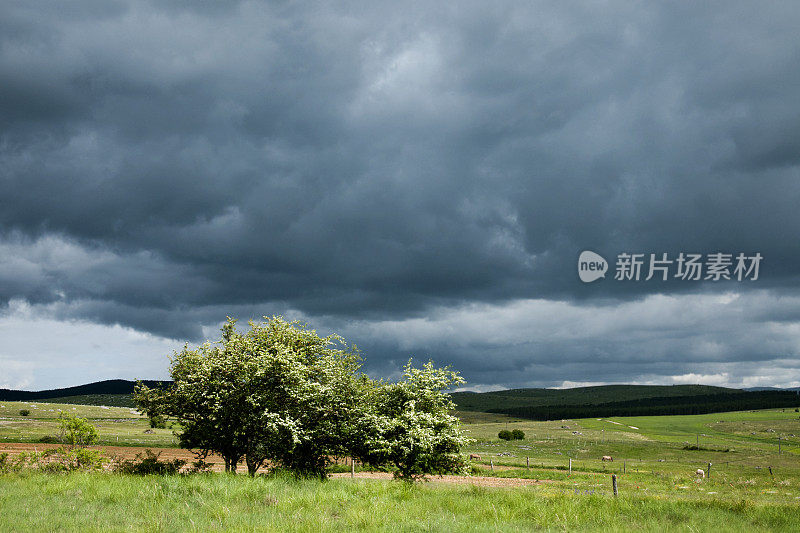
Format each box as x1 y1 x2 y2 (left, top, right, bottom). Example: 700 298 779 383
2 1 800 387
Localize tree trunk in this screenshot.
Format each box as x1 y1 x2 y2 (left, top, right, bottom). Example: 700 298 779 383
247 464 257 476
224 456 239 473
246 457 263 476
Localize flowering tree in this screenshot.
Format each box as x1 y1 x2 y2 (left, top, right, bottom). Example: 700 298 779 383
135 316 368 477
358 360 472 482
136 318 471 481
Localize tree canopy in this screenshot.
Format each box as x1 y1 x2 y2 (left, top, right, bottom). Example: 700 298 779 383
358 361 471 481
135 316 470 479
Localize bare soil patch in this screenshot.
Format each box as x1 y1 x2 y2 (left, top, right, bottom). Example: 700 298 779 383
1 443 550 486
0 442 228 471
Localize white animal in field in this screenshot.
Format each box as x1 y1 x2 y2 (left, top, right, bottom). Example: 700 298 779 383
696 469 705 478
601 456 613 462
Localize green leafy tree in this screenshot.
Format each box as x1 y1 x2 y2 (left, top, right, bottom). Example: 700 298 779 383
358 360 472 482
511 429 525 440
58 412 99 447
498 430 512 441
135 316 369 477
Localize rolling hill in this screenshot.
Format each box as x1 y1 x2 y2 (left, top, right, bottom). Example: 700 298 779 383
452 384 800 420
450 384 741 412
0 379 171 407
4 380 799 416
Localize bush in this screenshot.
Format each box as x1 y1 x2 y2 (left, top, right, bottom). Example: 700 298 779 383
683 445 730 452
112 449 186 475
38 448 107 473
19 409 30 416
58 412 99 446
148 414 167 429
37 435 60 444
499 429 524 440
0 452 10 473
2 447 106 473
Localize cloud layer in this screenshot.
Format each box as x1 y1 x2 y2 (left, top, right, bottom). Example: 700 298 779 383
2 2 800 389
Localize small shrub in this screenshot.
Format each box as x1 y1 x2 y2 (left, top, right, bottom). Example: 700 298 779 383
112 449 186 475
148 414 167 429
58 412 99 446
683 445 730 452
67 447 107 471
5 447 106 473
19 409 30 416
510 429 525 440
38 435 59 444
498 430 512 441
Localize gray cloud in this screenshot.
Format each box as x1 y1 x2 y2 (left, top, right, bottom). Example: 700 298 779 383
2 2 800 388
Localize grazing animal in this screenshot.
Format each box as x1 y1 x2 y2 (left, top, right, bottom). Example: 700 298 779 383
601 456 613 462
469 454 481 461
696 469 705 478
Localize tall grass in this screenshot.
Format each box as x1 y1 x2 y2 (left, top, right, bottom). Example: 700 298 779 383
0 472 796 532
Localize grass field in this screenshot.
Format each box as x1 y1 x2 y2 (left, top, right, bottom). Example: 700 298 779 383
1 471 797 532
1 401 799 530
0 400 177 447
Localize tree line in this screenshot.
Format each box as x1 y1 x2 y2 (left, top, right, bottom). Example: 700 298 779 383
488 391 800 420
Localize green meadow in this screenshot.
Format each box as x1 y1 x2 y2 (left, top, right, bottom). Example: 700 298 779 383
0 400 177 447
0 471 796 532
1 401 799 530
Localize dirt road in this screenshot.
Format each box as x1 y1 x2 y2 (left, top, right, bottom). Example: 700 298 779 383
0 442 546 487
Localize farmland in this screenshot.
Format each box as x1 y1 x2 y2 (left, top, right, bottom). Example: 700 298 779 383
1 400 799 530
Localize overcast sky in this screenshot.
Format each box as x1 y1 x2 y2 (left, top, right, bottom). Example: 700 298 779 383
2 1 800 391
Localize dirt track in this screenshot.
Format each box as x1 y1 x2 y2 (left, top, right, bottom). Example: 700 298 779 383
0 443 546 487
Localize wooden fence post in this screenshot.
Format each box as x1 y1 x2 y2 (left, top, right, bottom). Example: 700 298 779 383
490 460 494 472
707 462 711 479
351 458 355 478
569 458 572 474
526 456 529 468
612 474 618 497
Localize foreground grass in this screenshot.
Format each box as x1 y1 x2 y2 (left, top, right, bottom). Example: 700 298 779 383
0 472 797 532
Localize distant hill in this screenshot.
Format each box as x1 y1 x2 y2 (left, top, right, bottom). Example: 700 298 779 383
451 384 741 412
452 384 800 420
4 380 799 415
0 379 171 407
744 386 800 392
